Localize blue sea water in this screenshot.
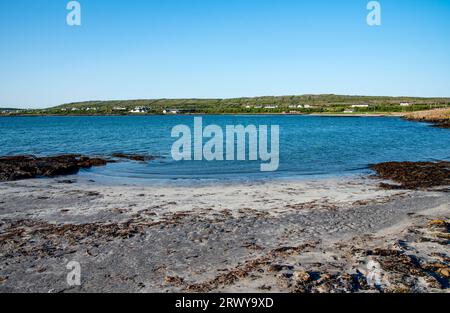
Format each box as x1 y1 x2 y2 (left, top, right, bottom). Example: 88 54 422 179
0 115 449 183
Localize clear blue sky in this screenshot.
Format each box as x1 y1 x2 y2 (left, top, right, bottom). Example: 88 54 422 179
0 0 449 108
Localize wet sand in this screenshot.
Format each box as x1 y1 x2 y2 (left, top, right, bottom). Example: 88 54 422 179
0 176 448 293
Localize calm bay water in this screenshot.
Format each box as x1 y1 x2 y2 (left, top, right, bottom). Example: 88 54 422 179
0 115 449 183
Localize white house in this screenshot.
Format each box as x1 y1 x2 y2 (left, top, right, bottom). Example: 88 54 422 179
400 102 411 107
1 109 22 114
130 106 149 113
303 105 312 109
351 104 369 108
163 109 180 114
113 107 127 111
264 105 278 109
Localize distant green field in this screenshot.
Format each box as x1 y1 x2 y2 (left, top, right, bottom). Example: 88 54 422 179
3 94 450 115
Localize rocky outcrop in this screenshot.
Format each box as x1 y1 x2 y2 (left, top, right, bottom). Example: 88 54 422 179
111 153 155 162
404 109 450 129
370 161 450 190
406 118 450 129
0 155 109 181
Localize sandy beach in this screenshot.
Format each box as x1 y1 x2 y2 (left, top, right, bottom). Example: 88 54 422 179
0 175 448 293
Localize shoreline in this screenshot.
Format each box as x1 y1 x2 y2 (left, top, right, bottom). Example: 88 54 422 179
3 107 447 121
0 112 406 118
3 154 449 189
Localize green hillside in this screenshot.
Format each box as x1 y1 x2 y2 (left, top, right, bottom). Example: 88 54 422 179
4 95 450 115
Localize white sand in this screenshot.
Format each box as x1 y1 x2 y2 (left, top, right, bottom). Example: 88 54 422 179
0 175 448 293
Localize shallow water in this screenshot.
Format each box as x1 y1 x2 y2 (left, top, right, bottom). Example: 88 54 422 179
0 115 449 182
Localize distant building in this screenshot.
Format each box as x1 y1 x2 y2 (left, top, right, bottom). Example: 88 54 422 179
0 109 22 114
303 105 312 109
344 109 354 113
351 104 369 108
400 102 411 107
264 105 278 109
254 105 263 109
130 106 150 113
113 107 127 111
297 105 304 108
163 109 180 114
